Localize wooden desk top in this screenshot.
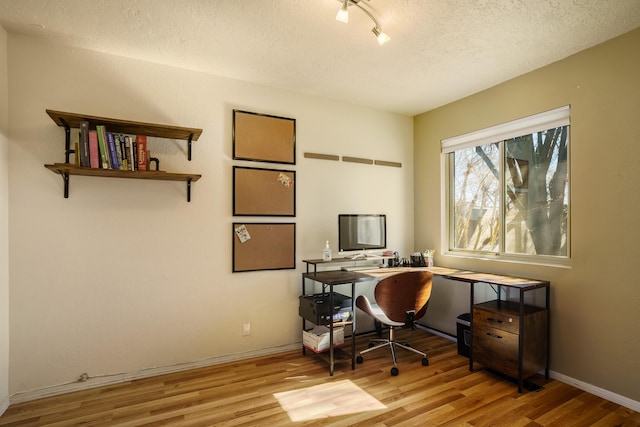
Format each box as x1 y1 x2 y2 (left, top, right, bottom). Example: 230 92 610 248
302 270 372 285
303 266 549 290
437 270 550 289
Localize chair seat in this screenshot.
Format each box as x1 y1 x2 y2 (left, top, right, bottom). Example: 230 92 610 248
356 297 405 327
354 271 433 376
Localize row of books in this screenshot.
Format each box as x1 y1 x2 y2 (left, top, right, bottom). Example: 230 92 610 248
75 121 149 171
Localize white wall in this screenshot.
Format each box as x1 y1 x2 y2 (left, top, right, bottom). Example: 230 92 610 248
0 25 10 416
7 34 414 397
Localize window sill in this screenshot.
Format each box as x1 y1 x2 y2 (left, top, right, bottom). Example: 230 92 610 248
442 250 572 269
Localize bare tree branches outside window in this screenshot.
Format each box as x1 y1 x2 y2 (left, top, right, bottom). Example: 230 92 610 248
450 125 569 258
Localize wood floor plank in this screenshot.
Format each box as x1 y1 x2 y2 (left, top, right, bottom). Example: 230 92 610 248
1 330 638 426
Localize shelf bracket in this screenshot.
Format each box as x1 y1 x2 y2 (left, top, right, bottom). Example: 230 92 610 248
188 133 194 161
62 173 69 198
61 118 74 164
187 179 192 202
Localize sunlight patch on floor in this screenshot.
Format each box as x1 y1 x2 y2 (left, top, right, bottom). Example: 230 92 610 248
273 379 386 422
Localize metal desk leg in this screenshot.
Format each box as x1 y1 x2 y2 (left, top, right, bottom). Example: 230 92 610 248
518 288 525 393
329 285 335 376
301 274 306 355
545 285 550 379
351 280 356 370
469 281 475 372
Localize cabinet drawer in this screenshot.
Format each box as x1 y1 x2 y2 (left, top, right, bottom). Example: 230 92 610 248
473 323 519 378
474 306 519 334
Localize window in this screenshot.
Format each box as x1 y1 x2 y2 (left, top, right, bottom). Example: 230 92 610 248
442 106 570 265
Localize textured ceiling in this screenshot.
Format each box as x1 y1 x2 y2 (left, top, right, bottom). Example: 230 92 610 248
1 0 639 116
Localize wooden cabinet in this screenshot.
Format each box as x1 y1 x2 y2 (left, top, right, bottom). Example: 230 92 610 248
44 110 203 201
472 299 548 390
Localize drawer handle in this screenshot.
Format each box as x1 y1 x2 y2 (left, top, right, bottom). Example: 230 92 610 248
486 332 503 339
487 317 503 324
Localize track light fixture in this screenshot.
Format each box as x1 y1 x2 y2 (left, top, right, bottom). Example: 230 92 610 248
335 0 391 45
336 0 349 23
371 26 391 45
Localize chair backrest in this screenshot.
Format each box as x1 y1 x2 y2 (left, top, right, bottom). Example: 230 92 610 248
374 271 433 323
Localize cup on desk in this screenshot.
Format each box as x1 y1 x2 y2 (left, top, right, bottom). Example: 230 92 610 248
411 254 426 266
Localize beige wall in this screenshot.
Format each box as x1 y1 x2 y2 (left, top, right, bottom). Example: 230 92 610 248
6 34 414 399
415 28 640 402
0 25 9 416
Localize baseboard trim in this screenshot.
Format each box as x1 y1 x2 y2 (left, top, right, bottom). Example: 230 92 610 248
0 395 9 418
10 343 301 404
8 339 640 413
417 324 456 341
548 370 640 412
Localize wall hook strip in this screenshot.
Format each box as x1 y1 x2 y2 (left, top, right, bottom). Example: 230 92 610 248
304 152 339 161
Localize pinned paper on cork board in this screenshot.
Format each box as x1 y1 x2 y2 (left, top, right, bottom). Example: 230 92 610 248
232 223 296 272
233 166 296 216
234 224 251 243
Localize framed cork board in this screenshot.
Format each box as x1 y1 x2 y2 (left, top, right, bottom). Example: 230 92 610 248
233 166 295 216
233 110 296 164
233 223 296 272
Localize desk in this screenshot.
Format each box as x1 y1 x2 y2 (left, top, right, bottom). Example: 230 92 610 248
425 268 550 393
301 264 550 392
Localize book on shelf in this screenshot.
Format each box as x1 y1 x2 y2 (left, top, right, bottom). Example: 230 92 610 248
88 130 100 168
95 125 110 169
118 135 128 171
124 136 133 171
75 124 151 172
136 135 147 171
79 120 90 167
130 136 137 170
75 142 81 167
106 132 120 170
114 133 125 170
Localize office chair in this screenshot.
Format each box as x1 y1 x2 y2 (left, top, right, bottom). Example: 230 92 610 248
355 270 433 376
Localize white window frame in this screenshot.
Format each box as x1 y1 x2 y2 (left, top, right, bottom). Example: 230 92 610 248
440 106 571 268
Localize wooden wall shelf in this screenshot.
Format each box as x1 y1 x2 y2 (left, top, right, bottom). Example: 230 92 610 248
44 110 203 201
46 110 202 158
45 163 201 182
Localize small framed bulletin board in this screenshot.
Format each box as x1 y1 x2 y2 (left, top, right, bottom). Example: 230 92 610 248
233 223 296 272
233 166 295 216
233 109 296 164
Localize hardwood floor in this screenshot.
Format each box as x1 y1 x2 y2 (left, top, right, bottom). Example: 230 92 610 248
1 330 638 426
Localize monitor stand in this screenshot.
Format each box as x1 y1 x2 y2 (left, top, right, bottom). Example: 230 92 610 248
348 251 381 260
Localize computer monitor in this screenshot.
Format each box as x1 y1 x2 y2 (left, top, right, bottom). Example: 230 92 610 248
338 214 387 254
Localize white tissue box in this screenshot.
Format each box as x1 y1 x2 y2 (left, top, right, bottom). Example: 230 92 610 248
303 326 344 353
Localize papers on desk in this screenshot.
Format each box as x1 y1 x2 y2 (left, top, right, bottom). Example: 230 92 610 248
341 265 383 272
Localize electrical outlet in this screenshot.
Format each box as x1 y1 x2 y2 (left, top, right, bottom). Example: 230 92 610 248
242 322 251 336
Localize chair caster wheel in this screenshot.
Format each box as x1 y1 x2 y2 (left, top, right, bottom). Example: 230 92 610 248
356 355 363 364
422 358 429 366
391 367 399 376
368 342 375 349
